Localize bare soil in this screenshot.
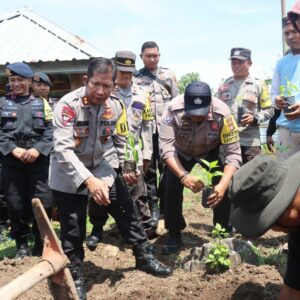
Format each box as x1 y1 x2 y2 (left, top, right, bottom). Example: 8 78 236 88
0 193 287 300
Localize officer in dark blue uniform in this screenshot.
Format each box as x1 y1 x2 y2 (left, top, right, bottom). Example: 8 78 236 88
31 72 58 110
0 62 53 258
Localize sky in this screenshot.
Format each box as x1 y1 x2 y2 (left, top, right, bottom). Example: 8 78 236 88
1 0 296 90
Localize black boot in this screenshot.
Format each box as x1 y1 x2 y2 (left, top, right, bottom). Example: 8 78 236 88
162 231 183 255
149 202 160 229
133 243 172 277
86 226 103 251
0 222 9 243
15 239 30 259
69 262 87 300
32 237 43 257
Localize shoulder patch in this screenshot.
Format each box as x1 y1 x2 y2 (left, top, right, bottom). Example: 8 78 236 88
61 105 76 126
116 100 129 136
220 115 239 144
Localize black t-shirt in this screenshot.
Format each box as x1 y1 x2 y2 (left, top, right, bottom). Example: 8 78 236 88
284 229 300 290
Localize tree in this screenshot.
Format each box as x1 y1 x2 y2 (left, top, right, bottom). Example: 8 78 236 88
178 72 200 94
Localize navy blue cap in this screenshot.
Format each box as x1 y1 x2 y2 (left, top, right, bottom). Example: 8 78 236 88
230 48 251 61
184 81 212 116
33 72 52 86
5 62 33 78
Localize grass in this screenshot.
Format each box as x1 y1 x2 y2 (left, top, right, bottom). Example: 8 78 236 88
0 214 116 260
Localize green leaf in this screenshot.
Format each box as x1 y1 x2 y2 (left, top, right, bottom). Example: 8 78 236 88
200 159 210 169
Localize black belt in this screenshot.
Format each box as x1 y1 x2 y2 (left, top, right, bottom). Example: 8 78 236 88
16 140 34 148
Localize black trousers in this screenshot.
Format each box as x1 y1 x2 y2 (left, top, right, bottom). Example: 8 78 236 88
241 146 261 164
88 168 152 232
54 175 148 264
0 163 8 224
163 153 232 232
144 132 165 211
2 154 51 241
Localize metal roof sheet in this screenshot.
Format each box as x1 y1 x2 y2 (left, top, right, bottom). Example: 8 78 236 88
0 7 105 64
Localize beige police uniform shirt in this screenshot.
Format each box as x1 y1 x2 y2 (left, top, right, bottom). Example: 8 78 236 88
134 66 179 133
218 75 274 146
159 95 242 169
113 83 154 166
49 87 127 194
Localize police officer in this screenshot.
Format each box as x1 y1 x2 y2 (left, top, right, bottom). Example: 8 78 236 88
134 41 179 228
218 48 274 163
0 84 11 242
31 72 58 110
49 57 172 300
0 62 53 258
87 51 155 250
159 81 242 254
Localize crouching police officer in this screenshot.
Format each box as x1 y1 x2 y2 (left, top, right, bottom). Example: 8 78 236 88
87 51 154 250
159 81 242 254
0 62 53 258
49 57 172 300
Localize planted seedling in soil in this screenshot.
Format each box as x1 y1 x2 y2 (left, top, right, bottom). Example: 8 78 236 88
205 223 231 274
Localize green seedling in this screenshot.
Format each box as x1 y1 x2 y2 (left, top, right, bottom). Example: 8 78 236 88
200 159 224 187
205 223 231 273
124 132 141 163
279 78 298 97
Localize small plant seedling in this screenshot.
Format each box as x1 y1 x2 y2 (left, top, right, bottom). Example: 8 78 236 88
279 78 298 97
205 223 231 273
123 133 142 174
124 132 140 163
200 159 224 187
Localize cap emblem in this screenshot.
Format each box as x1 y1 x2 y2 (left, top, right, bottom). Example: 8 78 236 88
125 59 132 65
5 69 12 76
234 50 240 55
194 97 203 104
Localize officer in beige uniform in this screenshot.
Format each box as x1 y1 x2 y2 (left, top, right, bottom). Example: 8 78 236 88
218 48 274 163
49 57 171 300
134 41 179 227
159 81 242 254
86 51 155 249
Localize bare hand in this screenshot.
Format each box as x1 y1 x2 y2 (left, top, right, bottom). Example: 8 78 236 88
143 159 150 175
22 148 40 164
275 95 286 110
241 113 254 126
85 176 110 206
207 184 226 208
266 136 275 152
182 175 204 193
11 147 27 163
285 103 300 120
123 169 141 185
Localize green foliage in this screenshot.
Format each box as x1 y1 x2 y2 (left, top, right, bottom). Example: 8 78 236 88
178 72 200 94
261 143 290 155
124 132 140 163
205 223 231 273
199 159 224 187
279 78 298 97
264 79 272 87
251 244 265 265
